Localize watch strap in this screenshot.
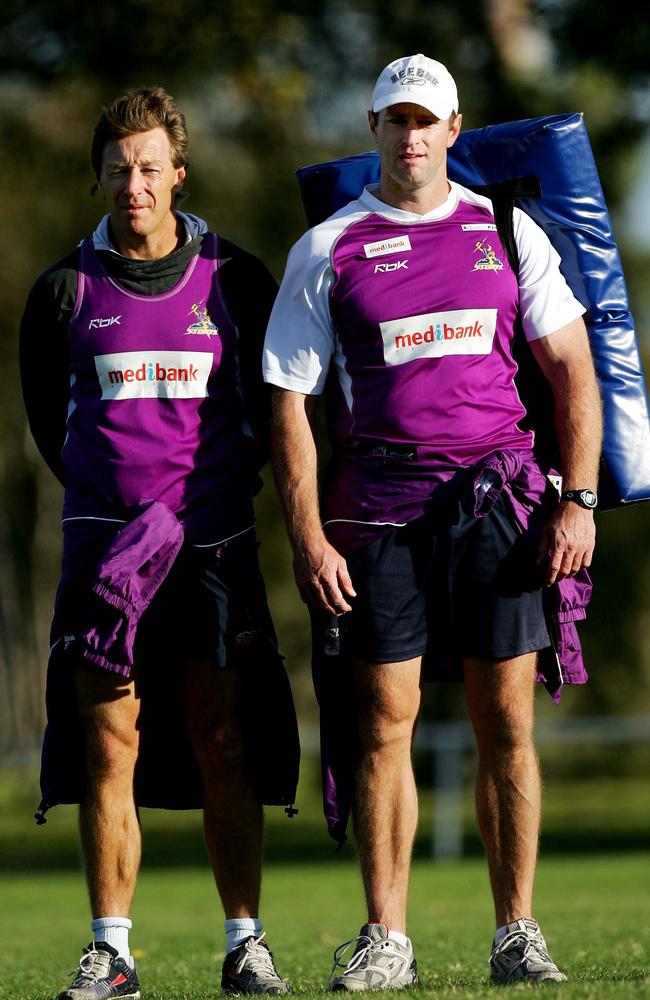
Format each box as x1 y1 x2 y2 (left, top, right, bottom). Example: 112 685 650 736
560 488 598 509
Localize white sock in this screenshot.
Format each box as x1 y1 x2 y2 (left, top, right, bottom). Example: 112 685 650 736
387 929 410 948
91 916 132 961
225 917 263 954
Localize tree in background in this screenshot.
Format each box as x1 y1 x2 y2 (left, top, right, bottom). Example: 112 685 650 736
0 0 648 753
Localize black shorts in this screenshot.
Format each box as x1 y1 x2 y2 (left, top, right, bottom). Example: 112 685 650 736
315 494 550 664
136 529 277 667
57 521 276 670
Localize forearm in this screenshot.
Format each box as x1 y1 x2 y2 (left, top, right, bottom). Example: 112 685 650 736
270 386 354 613
550 356 602 490
529 319 601 582
270 387 324 555
529 318 602 488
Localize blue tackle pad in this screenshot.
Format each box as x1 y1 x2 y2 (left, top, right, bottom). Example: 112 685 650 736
296 113 650 508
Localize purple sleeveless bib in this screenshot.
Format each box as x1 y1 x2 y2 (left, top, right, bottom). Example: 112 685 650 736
63 234 254 542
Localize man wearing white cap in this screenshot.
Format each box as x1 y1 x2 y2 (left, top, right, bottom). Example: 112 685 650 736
264 53 600 988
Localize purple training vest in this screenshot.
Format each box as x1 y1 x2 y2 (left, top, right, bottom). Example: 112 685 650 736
62 234 253 542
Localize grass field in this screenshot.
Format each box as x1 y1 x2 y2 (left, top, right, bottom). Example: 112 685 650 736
0 853 648 999
1 757 648 998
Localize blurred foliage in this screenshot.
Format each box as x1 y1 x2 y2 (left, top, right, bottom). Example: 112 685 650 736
1 754 648 869
1 0 649 753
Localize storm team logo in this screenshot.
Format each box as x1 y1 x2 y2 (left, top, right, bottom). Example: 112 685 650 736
473 239 503 271
185 300 219 337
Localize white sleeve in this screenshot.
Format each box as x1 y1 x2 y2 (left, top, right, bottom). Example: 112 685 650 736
514 208 587 341
263 229 336 395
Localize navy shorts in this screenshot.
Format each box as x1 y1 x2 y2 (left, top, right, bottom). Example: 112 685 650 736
316 494 550 664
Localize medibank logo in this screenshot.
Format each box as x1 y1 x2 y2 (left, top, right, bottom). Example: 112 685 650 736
364 235 412 258
381 309 497 366
95 350 212 400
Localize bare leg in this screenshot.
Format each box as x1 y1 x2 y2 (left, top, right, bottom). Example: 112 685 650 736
464 654 540 926
351 657 422 933
184 660 263 918
75 667 141 917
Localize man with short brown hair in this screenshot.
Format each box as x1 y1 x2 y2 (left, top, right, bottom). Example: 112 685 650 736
21 87 295 1000
90 86 190 183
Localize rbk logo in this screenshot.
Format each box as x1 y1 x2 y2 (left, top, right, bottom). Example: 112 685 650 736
375 260 408 273
89 315 121 329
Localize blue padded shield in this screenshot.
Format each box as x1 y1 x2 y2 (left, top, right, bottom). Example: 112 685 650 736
296 113 650 508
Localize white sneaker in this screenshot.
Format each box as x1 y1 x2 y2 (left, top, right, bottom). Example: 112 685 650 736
489 919 567 983
329 923 419 991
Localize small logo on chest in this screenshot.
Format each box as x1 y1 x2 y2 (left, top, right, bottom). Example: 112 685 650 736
363 235 412 258
473 239 503 271
374 260 408 273
185 300 220 337
89 315 121 329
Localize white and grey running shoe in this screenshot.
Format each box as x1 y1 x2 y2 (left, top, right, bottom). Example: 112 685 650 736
221 933 292 995
489 918 567 984
329 923 419 991
56 941 140 999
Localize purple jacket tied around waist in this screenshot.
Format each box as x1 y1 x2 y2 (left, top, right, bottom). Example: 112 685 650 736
38 502 300 818
78 501 184 677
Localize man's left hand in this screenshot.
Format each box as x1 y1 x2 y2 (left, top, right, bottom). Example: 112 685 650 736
537 502 596 586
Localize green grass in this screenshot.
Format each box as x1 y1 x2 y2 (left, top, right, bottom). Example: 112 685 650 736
1 760 648 997
0 854 648 999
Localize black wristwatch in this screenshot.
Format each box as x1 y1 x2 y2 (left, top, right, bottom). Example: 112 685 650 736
560 488 598 510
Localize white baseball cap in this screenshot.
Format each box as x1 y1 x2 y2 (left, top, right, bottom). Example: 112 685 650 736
371 53 459 119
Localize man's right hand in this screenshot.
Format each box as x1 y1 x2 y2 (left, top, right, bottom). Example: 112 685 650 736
293 538 356 615
270 387 355 614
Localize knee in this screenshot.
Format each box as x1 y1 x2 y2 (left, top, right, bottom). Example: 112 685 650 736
83 723 139 784
194 716 247 771
357 699 417 756
75 670 139 784
473 707 535 758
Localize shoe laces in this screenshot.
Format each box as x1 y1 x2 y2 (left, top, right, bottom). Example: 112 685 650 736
69 944 112 986
330 933 401 982
331 932 375 977
491 923 553 971
235 933 279 978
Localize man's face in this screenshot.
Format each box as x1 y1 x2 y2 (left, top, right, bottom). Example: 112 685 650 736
99 127 186 245
369 103 461 199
